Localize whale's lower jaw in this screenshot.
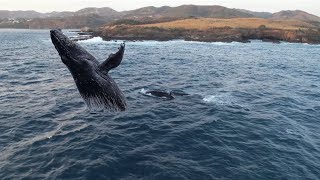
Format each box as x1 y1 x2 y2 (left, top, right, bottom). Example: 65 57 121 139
81 93 127 112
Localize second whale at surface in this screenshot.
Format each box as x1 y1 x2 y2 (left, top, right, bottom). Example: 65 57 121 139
142 89 189 100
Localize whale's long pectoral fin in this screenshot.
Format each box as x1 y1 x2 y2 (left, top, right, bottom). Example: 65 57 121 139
99 43 125 74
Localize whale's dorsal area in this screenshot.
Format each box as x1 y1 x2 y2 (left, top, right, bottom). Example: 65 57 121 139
50 29 127 111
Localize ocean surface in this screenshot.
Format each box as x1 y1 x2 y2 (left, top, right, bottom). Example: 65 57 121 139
0 29 320 180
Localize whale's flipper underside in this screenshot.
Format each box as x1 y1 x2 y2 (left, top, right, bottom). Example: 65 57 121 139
99 43 125 74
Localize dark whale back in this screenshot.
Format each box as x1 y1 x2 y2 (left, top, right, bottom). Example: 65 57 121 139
50 29 127 111
170 90 189 96
144 90 189 100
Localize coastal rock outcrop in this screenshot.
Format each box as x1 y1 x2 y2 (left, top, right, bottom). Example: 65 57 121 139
94 25 320 44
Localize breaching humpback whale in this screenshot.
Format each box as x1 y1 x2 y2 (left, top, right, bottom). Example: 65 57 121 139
50 29 127 111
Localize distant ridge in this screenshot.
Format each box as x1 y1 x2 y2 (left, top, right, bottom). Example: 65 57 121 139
1 5 320 28
271 10 320 22
0 10 43 19
0 5 254 19
1 5 320 21
74 7 120 18
122 5 254 19
236 9 272 18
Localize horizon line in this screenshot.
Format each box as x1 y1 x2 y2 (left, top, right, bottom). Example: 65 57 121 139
0 4 317 16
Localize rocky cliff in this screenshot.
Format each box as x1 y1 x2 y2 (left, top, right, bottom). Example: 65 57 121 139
95 24 320 44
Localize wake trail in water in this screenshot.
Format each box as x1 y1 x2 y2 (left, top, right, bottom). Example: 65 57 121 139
0 120 88 163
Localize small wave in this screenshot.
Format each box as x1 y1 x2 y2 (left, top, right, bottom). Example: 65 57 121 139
211 42 237 46
79 37 126 45
163 39 240 45
140 88 148 95
78 37 106 43
285 129 300 136
203 95 218 103
286 129 294 134
203 94 233 105
175 40 239 45
278 42 308 46
302 43 320 47
125 40 239 46
126 40 164 46
140 88 154 97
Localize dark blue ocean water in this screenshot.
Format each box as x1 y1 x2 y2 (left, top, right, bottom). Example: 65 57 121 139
0 29 320 180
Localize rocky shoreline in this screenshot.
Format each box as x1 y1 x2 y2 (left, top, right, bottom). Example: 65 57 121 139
93 25 320 44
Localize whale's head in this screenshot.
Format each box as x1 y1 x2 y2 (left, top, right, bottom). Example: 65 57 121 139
50 29 127 111
50 29 98 69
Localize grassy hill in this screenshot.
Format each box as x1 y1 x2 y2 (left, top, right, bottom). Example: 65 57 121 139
139 18 317 30
96 17 320 44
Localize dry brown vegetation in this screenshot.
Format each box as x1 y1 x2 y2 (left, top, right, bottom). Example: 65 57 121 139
139 18 317 30
97 17 320 44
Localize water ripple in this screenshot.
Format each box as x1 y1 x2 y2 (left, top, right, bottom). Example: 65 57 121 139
0 29 320 180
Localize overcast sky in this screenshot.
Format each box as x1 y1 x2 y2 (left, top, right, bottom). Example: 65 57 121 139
0 0 319 16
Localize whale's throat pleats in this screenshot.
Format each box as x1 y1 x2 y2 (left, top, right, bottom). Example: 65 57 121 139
76 78 127 111
81 91 127 111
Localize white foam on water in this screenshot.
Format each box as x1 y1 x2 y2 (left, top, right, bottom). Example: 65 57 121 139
79 37 104 43
279 42 300 46
126 40 240 46
302 43 320 46
203 94 233 105
140 88 148 94
78 37 126 46
210 42 237 46
203 95 216 103
140 88 152 97
76 39 246 47
126 40 165 46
